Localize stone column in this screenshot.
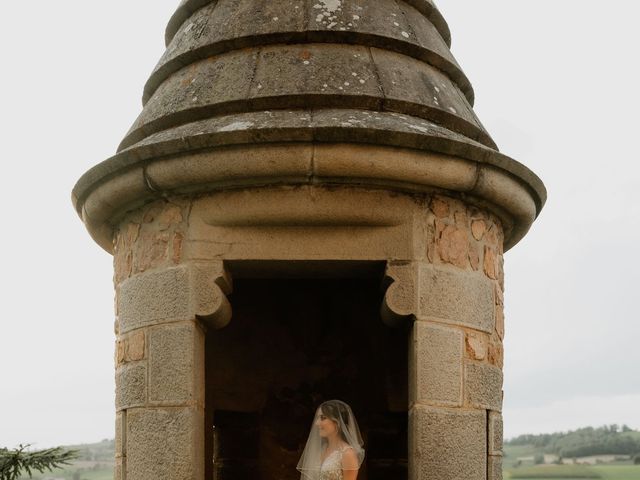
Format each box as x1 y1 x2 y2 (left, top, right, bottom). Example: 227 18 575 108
408 195 505 480
112 201 231 480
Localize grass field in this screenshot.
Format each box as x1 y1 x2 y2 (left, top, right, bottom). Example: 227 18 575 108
505 464 640 480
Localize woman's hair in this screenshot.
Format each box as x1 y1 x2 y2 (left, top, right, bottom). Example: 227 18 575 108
319 400 350 443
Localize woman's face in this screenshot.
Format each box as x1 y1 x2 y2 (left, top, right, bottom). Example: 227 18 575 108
315 408 339 438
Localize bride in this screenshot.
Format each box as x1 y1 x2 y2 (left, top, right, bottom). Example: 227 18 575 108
297 400 365 480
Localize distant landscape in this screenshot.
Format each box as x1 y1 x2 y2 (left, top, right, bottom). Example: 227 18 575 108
504 425 640 479
17 425 640 480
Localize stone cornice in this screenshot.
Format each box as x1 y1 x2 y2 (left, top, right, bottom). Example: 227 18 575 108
72 109 546 253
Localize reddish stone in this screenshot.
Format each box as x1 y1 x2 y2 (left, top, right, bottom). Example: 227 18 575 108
134 231 170 274
469 244 480 271
172 232 184 265
494 283 504 306
471 220 486 241
465 333 487 360
438 224 470 269
488 338 504 368
454 210 468 228
484 246 498 280
158 205 184 230
127 331 146 362
116 340 126 366
426 223 436 263
430 197 450 219
485 224 499 248
495 306 505 340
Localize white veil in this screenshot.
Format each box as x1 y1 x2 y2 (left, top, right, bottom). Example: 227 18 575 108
296 400 365 480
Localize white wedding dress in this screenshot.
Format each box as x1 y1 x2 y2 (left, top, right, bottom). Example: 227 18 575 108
320 445 352 480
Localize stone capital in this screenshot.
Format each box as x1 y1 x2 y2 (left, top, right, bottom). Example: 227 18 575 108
381 261 419 327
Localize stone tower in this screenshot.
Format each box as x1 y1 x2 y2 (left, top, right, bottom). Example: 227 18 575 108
72 1 545 480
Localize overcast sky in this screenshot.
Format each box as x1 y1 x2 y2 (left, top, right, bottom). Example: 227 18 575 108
1 0 638 448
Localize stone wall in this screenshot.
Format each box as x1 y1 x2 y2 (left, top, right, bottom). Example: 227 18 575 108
410 194 504 480
111 188 504 480
113 200 204 480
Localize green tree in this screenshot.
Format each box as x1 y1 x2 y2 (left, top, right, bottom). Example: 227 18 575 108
0 444 76 480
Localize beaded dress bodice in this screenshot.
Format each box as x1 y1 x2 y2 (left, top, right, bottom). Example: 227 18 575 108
320 445 350 480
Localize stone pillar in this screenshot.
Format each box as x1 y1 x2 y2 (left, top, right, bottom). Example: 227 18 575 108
112 201 231 480
410 195 505 480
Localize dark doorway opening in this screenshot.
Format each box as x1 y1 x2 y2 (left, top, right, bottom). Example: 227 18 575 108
205 271 408 480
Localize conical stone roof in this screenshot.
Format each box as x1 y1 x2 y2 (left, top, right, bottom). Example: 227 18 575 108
73 0 546 251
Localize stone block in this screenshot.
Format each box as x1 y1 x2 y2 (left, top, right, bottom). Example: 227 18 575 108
125 49 257 147
410 322 463 406
115 363 146 411
126 407 204 480
409 405 486 480
419 265 495 333
118 266 193 333
489 411 503 456
488 455 503 480
148 323 204 406
465 331 488 361
250 44 380 107
465 363 503 411
488 337 504 369
115 411 125 458
114 458 124 480
371 47 492 147
127 330 146 362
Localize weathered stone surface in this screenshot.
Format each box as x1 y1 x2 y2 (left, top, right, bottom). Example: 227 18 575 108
250 44 380 105
115 363 146 411
127 330 146 362
381 262 418 326
126 49 258 147
488 336 504 369
465 331 487 361
488 455 503 480
419 265 495 332
371 47 492 147
149 0 468 104
126 407 204 480
148 323 202 406
489 411 503 456
410 322 463 406
430 196 450 218
484 246 498 280
114 458 124 480
118 266 192 333
134 230 171 275
435 220 470 269
464 362 503 411
115 411 125 458
409 405 486 480
469 242 480 270
471 219 486 240
495 305 505 340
